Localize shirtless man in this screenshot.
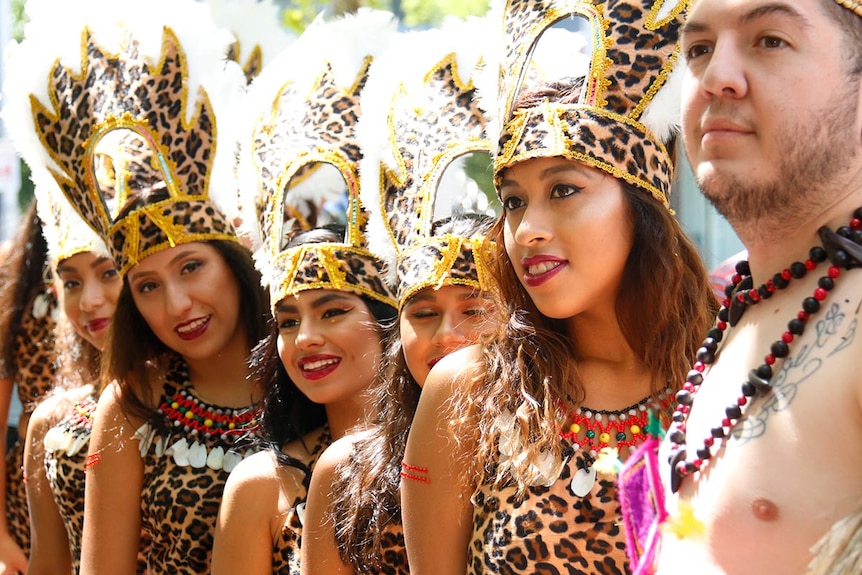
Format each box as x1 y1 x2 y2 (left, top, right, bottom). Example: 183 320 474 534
655 0 862 573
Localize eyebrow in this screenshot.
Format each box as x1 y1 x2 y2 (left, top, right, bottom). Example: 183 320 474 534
405 289 482 307
128 249 197 282
683 2 812 36
499 162 588 190
276 292 355 314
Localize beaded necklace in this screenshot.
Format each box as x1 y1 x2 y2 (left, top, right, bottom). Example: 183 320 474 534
666 210 862 493
43 394 98 457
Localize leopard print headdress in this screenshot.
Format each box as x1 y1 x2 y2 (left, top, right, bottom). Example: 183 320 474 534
489 0 689 207
207 0 296 84
2 0 246 278
238 9 398 313
358 18 498 309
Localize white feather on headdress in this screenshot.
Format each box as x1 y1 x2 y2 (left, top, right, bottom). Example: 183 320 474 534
206 0 296 79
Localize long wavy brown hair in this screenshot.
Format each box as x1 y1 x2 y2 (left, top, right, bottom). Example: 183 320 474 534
448 181 718 494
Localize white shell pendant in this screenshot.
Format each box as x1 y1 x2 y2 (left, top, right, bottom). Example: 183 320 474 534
169 438 190 466
188 441 208 468
571 466 597 497
295 502 306 527
31 293 49 319
66 433 90 457
222 449 242 473
206 446 224 471
43 427 71 452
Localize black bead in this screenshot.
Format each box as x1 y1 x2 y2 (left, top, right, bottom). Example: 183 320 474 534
676 390 694 406
711 427 726 438
741 381 757 397
837 226 852 238
788 318 806 335
773 273 789 289
756 363 773 379
724 283 736 298
707 327 723 342
770 340 790 358
854 207 862 221
758 286 772 299
810 246 827 262
686 370 704 385
853 230 862 245
669 429 686 444
790 262 807 278
672 411 686 422
735 260 750 275
696 447 712 460
818 276 835 291
696 346 715 364
831 249 850 268
725 405 742 420
702 338 718 353
802 297 821 314
718 307 729 323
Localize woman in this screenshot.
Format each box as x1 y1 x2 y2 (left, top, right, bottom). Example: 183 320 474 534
0 201 59 573
300 19 499 574
211 10 398 574
2 1 266 572
401 1 716 573
23 182 122 574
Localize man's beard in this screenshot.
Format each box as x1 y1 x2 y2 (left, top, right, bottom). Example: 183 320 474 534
692 82 860 241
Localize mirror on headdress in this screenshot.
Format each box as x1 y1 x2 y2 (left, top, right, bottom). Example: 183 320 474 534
92 128 167 219
434 152 499 222
280 161 349 250
509 14 592 117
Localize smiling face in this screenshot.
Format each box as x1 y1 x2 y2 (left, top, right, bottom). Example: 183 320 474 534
499 156 633 321
681 0 862 229
399 285 495 387
56 251 122 351
127 242 245 362
275 289 384 406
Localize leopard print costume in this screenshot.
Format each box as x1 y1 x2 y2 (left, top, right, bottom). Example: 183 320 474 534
468 449 628 575
272 426 332 575
139 357 260 574
375 523 409 575
5 288 59 556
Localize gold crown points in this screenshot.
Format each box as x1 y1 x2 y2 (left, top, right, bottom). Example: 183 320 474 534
835 0 862 16
397 235 495 308
270 243 397 313
254 59 372 262
31 27 221 241
380 54 492 253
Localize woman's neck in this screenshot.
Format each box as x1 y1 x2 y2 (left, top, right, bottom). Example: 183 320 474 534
183 334 257 407
324 391 373 440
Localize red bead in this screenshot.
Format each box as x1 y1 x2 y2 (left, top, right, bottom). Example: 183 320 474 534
738 396 748 406
722 418 731 427
683 382 695 392
814 288 828 301
829 266 841 279
750 290 761 302
805 259 816 270
781 269 792 280
782 332 794 343
717 321 727 331
851 218 862 230
797 311 809 322
737 293 746 303
764 354 776 365
694 459 703 468
766 280 776 292
676 461 689 475
705 437 715 447
722 298 731 308
732 274 742 284
694 362 705 372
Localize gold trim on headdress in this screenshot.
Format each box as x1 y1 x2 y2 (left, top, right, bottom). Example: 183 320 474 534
358 18 498 308
3 0 245 278
835 0 862 17
492 0 688 207
239 9 398 313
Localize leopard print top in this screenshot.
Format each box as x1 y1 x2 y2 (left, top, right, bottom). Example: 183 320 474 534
139 358 260 574
468 449 629 575
272 426 332 575
375 523 409 575
44 393 97 573
5 289 59 555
